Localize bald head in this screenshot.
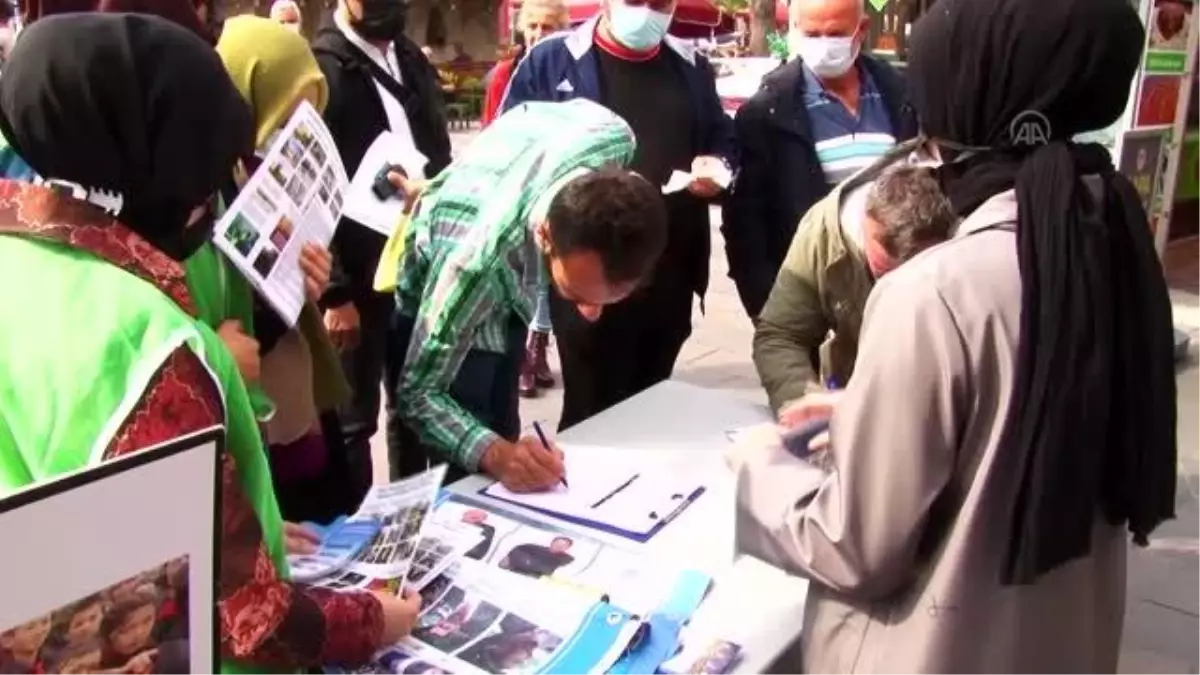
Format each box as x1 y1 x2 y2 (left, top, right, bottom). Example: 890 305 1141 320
790 0 865 36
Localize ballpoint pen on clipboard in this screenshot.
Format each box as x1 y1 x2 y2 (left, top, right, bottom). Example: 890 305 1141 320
532 421 569 489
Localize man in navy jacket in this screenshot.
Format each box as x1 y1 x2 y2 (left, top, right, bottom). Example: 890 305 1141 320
502 2 735 430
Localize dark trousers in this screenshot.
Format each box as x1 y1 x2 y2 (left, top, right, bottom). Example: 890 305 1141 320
550 270 694 431
335 290 397 486
385 312 527 482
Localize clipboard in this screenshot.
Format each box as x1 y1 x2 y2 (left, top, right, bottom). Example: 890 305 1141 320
478 481 706 544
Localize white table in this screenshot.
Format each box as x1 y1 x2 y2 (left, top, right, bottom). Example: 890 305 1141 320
447 380 810 673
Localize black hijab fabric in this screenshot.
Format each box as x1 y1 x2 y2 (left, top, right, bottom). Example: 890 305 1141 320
908 0 1178 585
0 13 253 258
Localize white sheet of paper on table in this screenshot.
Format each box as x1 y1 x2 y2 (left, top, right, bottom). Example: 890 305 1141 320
482 444 705 536
341 130 428 237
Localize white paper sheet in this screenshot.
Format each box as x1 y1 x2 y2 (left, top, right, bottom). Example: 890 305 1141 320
661 164 733 194
212 101 347 326
342 130 429 236
482 445 706 536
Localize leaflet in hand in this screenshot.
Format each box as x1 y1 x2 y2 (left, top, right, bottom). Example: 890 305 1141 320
288 465 445 592
342 130 429 237
212 100 348 327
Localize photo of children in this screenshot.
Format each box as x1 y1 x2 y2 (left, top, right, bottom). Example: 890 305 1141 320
269 215 294 250
223 214 260 257
413 591 502 654
0 555 190 674
456 612 564 674
252 245 281 278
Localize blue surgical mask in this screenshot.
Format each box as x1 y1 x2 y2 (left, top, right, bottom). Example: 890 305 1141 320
607 2 673 52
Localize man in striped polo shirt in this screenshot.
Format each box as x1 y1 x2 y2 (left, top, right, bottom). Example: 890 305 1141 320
722 0 917 320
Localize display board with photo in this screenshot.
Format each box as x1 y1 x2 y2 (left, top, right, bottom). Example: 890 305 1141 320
0 428 222 673
212 100 349 326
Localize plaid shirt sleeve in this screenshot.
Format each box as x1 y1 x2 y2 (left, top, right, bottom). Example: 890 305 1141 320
397 240 510 471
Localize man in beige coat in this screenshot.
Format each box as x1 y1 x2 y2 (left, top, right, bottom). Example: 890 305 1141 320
731 192 1128 672
729 0 1181 668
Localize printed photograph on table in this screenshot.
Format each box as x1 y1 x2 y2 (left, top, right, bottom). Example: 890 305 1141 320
1136 75 1183 126
223 213 260 256
455 613 564 674
1149 0 1192 51
413 587 503 652
0 555 191 674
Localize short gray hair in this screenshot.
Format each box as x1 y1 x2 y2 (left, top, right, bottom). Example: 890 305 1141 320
865 165 955 262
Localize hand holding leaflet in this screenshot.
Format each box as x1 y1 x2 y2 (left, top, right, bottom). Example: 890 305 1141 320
211 100 348 326
343 131 429 236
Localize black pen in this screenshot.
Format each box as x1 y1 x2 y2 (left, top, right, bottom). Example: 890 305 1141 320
532 421 568 488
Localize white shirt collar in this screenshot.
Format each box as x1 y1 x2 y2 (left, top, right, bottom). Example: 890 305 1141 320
334 9 402 83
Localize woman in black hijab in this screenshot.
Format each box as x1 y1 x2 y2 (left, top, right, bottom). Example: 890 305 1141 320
729 0 1177 670
0 13 419 672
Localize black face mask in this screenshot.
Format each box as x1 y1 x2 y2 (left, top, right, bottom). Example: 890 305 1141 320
351 0 407 42
162 209 217 262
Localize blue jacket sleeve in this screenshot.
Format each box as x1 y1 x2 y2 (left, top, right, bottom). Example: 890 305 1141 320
499 45 544 113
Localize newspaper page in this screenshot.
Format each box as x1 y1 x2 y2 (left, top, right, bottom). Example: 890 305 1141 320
212 100 348 327
331 561 642 675
289 465 446 592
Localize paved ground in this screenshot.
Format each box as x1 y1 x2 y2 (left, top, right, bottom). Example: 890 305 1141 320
371 128 1199 672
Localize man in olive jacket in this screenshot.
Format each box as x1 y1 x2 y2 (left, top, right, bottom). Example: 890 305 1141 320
753 144 952 413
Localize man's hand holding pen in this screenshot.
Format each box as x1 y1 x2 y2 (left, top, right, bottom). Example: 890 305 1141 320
481 435 566 493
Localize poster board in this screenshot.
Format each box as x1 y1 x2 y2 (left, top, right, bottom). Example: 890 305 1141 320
1118 127 1171 216
1117 0 1200 255
0 428 223 673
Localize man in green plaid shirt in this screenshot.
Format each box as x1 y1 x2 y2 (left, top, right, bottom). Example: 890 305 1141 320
386 98 668 492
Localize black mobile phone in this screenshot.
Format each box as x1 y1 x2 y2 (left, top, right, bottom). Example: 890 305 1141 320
371 164 407 200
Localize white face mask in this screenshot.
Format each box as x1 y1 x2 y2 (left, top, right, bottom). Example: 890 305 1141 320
790 33 857 79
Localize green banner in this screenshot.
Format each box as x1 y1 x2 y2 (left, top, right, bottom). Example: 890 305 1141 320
1145 50 1188 74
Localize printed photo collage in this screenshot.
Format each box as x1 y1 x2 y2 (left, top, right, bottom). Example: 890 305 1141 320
0 555 190 674
312 500 432 593
410 581 566 675
224 120 343 282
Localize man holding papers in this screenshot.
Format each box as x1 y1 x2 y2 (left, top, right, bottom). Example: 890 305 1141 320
387 99 668 492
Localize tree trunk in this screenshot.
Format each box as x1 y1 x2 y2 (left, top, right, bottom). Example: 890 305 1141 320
748 0 776 56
